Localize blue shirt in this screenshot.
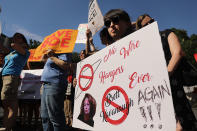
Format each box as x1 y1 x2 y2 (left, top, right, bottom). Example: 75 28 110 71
41 53 72 86
2 50 30 76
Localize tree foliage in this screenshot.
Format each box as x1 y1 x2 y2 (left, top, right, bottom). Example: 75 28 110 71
29 39 41 49
170 28 197 68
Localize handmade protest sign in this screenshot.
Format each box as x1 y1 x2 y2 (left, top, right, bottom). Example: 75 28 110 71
88 0 104 36
73 22 176 131
28 49 41 62
33 29 78 59
76 24 88 44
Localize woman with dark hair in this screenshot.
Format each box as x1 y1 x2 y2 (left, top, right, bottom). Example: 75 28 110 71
103 9 134 42
0 32 30 130
136 14 197 131
78 93 96 127
99 27 113 46
135 14 152 30
79 49 87 60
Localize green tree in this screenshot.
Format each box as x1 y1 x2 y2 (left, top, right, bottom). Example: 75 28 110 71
29 39 41 49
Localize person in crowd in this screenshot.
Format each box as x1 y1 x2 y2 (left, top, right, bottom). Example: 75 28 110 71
40 49 72 131
64 62 77 129
136 14 197 131
0 32 30 131
79 50 87 61
77 93 96 127
100 10 138 46
64 74 73 127
18 61 42 128
103 9 134 43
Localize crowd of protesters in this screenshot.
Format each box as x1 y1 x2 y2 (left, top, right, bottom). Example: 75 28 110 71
0 8 196 131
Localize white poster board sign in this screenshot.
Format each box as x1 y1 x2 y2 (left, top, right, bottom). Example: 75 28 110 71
75 23 88 44
18 69 43 99
88 0 104 36
73 22 176 131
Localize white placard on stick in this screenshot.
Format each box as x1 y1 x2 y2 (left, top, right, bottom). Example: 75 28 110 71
75 23 88 44
73 22 176 131
88 0 104 36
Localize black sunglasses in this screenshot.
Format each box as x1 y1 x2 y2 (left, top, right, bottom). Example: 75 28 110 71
104 15 120 28
143 18 155 27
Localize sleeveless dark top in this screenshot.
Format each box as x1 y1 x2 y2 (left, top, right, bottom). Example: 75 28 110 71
160 29 197 130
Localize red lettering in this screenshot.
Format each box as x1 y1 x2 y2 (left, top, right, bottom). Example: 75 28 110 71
48 37 60 46
40 37 50 49
129 72 151 89
61 37 71 47
129 72 137 89
60 31 72 47
64 31 72 38
99 65 124 84
120 40 140 59
40 33 60 49
57 30 66 37
104 46 116 62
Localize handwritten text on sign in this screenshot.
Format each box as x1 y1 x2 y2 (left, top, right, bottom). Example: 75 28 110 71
88 0 104 36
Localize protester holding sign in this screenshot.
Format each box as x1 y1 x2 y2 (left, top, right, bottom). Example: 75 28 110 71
40 49 72 131
103 9 134 43
73 20 177 130
0 32 30 131
136 14 197 131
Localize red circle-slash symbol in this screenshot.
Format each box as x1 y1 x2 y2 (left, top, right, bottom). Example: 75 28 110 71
102 86 129 125
78 64 94 91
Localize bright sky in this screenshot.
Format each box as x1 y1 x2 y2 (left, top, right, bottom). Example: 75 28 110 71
0 0 197 52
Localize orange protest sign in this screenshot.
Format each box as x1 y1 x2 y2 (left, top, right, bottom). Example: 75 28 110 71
28 49 42 62
33 29 78 59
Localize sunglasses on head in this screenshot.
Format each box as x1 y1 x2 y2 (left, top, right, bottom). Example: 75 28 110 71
104 15 120 28
143 18 155 27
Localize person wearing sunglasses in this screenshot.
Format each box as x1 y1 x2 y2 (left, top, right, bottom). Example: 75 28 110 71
136 14 197 131
103 9 134 43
